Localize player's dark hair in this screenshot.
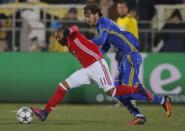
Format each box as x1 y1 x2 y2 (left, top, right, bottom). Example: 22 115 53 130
84 3 103 17
117 0 138 13
56 26 70 46
118 0 136 13
57 26 70 36
117 0 129 10
117 0 128 6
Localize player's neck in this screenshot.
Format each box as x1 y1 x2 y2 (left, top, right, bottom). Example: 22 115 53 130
95 16 101 26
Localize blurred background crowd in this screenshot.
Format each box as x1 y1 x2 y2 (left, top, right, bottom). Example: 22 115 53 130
1 0 185 52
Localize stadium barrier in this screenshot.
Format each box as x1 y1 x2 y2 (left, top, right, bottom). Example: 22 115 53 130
0 52 184 103
2 3 185 53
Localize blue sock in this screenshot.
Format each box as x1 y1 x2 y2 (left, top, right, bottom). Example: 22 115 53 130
129 93 164 104
151 95 164 104
116 95 142 117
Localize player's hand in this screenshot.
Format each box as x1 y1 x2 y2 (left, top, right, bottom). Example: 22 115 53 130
70 25 79 32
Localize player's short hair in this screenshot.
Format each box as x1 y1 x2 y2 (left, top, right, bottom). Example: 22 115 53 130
84 3 103 17
55 26 70 46
57 26 70 36
117 0 129 9
117 0 128 5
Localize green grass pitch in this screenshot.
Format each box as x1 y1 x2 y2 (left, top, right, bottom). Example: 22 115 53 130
0 103 184 131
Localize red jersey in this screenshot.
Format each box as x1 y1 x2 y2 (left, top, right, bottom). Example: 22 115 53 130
67 27 103 68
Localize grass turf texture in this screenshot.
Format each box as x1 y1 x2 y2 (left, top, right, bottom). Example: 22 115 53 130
0 104 184 131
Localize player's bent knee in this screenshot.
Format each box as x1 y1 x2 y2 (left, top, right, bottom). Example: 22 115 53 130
62 81 70 88
58 81 70 91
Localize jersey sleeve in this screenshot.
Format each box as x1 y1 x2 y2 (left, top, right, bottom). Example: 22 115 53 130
91 30 108 46
91 18 110 46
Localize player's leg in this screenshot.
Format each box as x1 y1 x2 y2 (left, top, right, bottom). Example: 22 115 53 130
115 90 146 125
117 95 143 116
137 84 172 117
113 91 147 125
115 54 146 125
119 95 146 125
31 81 68 121
126 53 160 102
131 52 171 117
44 81 68 113
130 53 171 117
128 86 171 117
131 53 169 104
137 83 164 103
32 68 91 121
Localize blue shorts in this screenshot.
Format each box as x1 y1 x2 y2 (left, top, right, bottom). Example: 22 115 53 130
115 52 142 86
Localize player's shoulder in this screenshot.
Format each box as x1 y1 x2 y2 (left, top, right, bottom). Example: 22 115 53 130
100 16 110 22
98 17 112 29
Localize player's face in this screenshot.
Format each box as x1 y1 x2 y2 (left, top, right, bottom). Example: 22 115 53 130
55 30 67 46
84 10 96 26
117 3 128 17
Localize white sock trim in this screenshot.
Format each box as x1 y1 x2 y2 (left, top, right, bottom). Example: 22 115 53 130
59 83 68 91
135 114 145 118
160 96 165 105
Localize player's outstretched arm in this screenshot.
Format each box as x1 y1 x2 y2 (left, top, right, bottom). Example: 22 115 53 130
91 30 108 46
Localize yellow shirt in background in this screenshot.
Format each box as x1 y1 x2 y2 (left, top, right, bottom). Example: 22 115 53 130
116 15 139 39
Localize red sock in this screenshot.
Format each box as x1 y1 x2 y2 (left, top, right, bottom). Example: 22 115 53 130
45 84 67 112
115 85 139 96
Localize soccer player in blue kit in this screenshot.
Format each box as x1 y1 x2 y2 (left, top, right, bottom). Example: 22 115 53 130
84 4 172 125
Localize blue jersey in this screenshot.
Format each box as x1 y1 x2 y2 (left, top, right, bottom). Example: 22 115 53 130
92 17 163 118
92 16 139 55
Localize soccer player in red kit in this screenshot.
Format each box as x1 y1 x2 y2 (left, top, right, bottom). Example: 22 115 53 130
31 25 152 121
